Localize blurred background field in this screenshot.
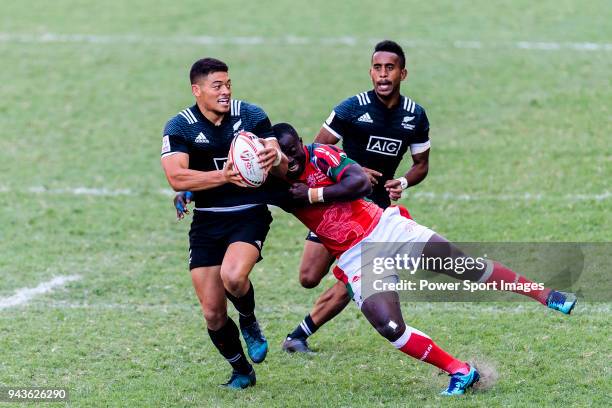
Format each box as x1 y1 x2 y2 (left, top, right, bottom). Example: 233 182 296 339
0 1 610 406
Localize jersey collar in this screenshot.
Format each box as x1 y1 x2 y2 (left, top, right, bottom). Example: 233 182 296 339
192 103 230 126
370 89 403 111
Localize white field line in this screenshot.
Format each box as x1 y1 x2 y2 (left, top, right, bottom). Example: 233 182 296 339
410 191 612 202
0 275 81 310
1 186 609 202
0 33 611 52
25 300 612 314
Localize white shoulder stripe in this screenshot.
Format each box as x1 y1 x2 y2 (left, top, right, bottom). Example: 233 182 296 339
178 111 190 122
181 109 192 124
231 100 242 116
179 110 194 124
183 109 196 124
186 108 197 123
405 98 415 113
356 92 373 105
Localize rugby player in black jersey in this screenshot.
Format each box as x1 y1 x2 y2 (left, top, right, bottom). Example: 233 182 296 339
172 42 430 353
283 40 432 352
160 57 286 389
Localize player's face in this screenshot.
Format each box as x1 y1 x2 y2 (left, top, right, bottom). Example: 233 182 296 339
370 52 407 98
278 133 306 179
192 71 232 115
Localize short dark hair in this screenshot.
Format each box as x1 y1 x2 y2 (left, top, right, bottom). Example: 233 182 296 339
372 40 406 69
272 122 299 140
189 58 228 84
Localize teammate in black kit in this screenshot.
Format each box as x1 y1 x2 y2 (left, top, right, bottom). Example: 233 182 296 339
283 40 432 353
160 57 286 389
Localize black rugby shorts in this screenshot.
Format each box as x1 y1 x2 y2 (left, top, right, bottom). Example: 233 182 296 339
188 205 272 269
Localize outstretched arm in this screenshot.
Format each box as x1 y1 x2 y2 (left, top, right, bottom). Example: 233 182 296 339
289 165 372 205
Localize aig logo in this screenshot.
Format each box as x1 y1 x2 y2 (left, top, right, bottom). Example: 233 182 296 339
366 136 402 156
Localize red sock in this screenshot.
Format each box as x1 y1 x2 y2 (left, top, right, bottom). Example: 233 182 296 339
481 261 551 304
392 326 469 375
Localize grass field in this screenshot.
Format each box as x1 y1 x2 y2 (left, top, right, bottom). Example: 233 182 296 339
1 1 610 406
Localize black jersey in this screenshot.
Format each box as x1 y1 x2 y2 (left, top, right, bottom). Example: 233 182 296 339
161 100 275 209
322 90 430 208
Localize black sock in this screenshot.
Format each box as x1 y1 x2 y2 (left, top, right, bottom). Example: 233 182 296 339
288 314 319 339
208 318 252 374
226 281 256 327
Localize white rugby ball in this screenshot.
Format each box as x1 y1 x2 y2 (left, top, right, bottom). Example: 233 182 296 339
229 131 267 187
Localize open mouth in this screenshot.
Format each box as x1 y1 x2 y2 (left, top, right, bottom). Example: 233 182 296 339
288 162 299 172
376 82 392 91
218 98 230 105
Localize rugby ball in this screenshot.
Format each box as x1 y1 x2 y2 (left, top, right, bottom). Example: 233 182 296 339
229 131 267 187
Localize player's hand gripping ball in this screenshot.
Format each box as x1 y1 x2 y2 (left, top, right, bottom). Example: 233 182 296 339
229 131 267 187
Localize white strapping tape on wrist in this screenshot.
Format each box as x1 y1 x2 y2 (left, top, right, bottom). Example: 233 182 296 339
272 149 282 166
396 176 409 190
308 187 324 203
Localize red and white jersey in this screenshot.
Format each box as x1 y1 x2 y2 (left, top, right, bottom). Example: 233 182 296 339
292 144 383 258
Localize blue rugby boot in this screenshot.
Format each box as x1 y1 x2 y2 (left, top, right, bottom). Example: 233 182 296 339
546 290 577 315
221 369 256 389
441 365 480 396
240 321 268 363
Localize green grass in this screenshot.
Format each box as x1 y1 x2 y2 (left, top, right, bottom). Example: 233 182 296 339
1 0 610 406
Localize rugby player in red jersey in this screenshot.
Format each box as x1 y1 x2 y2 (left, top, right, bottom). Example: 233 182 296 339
270 122 577 395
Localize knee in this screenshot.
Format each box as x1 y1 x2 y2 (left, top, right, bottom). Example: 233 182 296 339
202 307 227 330
220 268 248 294
374 319 406 342
299 265 324 288
299 274 321 289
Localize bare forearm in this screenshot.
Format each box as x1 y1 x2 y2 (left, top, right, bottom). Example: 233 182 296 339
290 167 372 205
322 181 370 201
318 170 372 202
166 169 227 191
404 162 428 187
314 127 341 145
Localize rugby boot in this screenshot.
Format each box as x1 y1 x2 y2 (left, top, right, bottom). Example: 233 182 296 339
240 321 268 363
221 369 256 389
282 336 314 354
546 290 577 315
441 365 480 396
